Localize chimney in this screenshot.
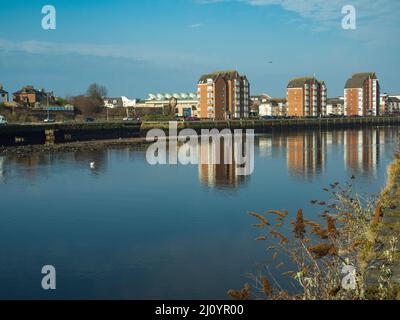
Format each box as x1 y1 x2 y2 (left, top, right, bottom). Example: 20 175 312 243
0 84 3 90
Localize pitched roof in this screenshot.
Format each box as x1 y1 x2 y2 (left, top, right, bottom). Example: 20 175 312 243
327 98 343 105
345 72 377 89
251 93 271 100
287 77 323 88
352 72 376 78
0 84 8 94
388 97 400 103
270 98 287 103
198 70 246 83
13 86 44 95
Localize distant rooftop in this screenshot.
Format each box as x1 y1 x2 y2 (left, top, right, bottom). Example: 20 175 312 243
327 97 344 104
270 98 287 103
147 93 198 101
345 72 377 89
287 77 325 88
14 85 48 95
198 70 247 83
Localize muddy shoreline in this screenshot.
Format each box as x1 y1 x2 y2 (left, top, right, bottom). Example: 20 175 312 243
0 137 151 157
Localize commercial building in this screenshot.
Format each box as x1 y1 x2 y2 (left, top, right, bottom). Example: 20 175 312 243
286 77 327 117
145 93 199 118
344 72 380 116
197 70 250 120
0 85 8 103
104 96 137 108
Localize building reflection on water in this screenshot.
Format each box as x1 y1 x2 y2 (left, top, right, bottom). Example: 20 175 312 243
257 128 398 180
344 130 379 174
0 128 398 186
198 138 250 190
286 132 327 179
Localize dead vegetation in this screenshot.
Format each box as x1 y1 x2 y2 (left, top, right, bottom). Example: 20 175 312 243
229 174 400 300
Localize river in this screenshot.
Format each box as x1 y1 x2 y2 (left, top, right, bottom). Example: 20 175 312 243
0 127 398 299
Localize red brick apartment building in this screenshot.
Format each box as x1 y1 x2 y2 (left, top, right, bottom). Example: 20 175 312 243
197 70 250 120
344 73 380 116
286 77 327 117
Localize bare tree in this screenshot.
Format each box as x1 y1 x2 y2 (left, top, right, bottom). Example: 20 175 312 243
69 95 100 116
68 83 108 116
87 83 107 102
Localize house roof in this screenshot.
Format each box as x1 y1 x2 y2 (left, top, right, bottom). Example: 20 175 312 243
345 72 377 89
13 86 44 95
0 89 8 94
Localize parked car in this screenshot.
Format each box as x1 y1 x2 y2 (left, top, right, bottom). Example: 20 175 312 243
123 117 134 122
44 118 55 123
185 117 199 121
261 115 275 120
0 115 8 125
85 117 95 123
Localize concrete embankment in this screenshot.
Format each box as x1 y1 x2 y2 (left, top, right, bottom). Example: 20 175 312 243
1 117 400 147
141 117 400 133
0 122 142 147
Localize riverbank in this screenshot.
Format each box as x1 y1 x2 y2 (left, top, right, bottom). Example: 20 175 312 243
229 147 400 300
0 137 150 158
364 153 400 298
1 116 400 147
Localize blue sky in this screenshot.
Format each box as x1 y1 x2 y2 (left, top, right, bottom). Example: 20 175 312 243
0 0 399 98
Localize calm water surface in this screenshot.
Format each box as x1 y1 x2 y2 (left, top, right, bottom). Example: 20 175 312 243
0 127 398 299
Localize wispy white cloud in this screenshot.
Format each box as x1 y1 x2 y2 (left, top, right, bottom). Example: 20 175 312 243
189 23 205 29
197 0 400 30
0 38 206 67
